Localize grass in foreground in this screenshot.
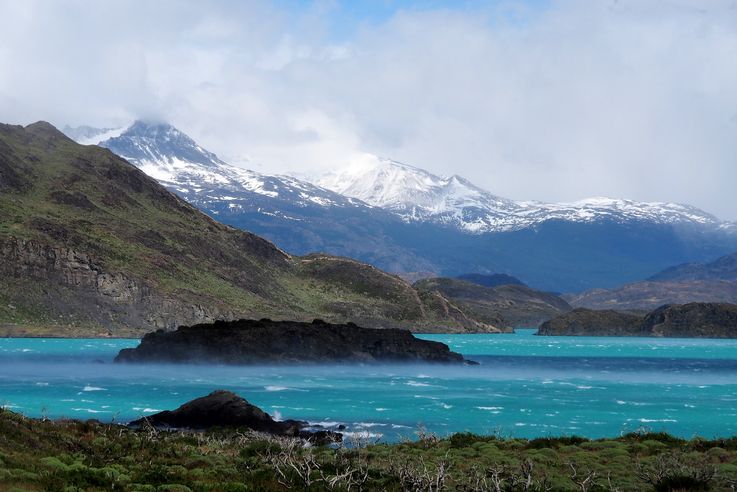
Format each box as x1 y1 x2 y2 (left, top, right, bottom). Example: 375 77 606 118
3 409 737 491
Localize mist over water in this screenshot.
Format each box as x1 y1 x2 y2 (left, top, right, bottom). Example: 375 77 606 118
3 331 737 441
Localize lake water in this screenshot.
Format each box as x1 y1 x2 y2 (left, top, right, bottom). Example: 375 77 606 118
3 330 737 441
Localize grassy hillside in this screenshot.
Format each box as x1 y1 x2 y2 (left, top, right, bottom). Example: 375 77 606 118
0 122 492 335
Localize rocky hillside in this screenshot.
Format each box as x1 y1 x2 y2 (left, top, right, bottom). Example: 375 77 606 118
414 277 571 328
0 122 494 335
539 303 737 338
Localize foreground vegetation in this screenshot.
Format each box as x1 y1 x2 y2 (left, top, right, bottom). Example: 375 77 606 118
3 409 737 491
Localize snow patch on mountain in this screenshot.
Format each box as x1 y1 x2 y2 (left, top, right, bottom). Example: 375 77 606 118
316 155 722 233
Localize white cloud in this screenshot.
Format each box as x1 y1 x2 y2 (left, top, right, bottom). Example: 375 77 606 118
1 0 736 219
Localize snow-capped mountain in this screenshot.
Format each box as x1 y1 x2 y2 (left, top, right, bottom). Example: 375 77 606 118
317 156 721 233
68 121 366 222
64 121 737 292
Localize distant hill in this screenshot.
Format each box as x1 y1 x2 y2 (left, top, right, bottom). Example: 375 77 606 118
456 273 525 288
414 277 571 328
568 251 737 311
0 122 495 336
648 252 737 282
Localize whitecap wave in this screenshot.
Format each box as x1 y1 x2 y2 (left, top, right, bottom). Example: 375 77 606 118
82 385 106 392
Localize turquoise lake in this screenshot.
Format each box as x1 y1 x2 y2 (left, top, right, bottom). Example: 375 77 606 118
3 330 737 441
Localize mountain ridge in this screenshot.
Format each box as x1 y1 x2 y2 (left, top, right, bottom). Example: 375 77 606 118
315 154 724 234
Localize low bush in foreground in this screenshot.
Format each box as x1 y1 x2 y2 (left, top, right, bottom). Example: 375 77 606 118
1 408 737 491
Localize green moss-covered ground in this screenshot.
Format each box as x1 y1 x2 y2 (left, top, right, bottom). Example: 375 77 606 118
2 408 737 491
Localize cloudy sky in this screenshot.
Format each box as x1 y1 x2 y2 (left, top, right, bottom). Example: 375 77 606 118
1 0 737 219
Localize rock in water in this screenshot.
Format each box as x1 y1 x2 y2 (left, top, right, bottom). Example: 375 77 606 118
642 303 737 338
538 303 737 338
537 308 643 336
115 318 467 364
129 390 340 443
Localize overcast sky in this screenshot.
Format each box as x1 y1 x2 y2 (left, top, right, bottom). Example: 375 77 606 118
1 0 737 219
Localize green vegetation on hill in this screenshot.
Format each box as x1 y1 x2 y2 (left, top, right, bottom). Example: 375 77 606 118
0 122 492 335
2 408 737 491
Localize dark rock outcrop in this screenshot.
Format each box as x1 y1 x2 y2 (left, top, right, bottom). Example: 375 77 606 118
129 390 340 444
642 303 737 338
537 308 643 336
538 303 737 338
115 318 467 364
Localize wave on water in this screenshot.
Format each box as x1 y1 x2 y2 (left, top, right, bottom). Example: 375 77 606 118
264 385 289 392
82 385 106 392
630 418 678 423
264 385 308 392
132 407 162 413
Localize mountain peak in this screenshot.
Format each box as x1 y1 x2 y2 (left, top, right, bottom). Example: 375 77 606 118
25 121 71 142
125 120 185 139
316 155 519 231
100 121 226 171
315 156 724 233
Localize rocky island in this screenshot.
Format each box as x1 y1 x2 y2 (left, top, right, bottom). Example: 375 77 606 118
130 390 340 444
538 302 737 337
115 318 468 364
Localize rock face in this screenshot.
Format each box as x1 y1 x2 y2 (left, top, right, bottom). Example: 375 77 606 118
129 390 340 443
115 318 467 364
539 303 737 338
